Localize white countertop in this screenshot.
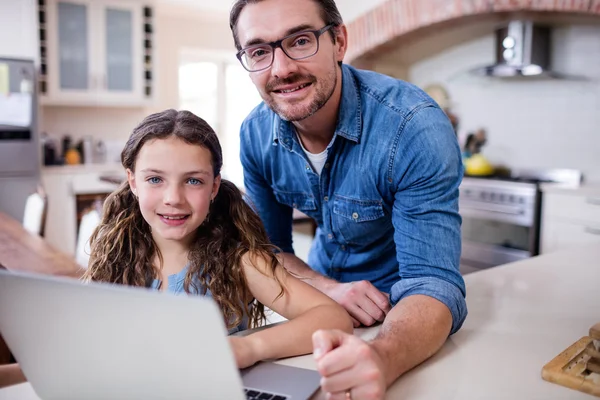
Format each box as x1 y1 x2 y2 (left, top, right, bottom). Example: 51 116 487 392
2 243 599 399
42 162 124 175
541 182 600 197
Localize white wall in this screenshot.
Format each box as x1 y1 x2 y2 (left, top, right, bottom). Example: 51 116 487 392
0 0 38 62
409 25 600 183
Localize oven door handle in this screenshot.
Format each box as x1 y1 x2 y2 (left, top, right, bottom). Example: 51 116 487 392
460 202 524 216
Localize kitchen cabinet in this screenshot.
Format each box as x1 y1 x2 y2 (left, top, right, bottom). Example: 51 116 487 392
540 185 600 253
40 0 153 107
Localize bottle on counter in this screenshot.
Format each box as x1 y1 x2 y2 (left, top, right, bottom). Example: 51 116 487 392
94 140 107 164
64 146 81 165
82 136 93 164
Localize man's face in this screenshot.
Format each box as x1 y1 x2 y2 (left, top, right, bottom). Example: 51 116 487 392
235 0 345 122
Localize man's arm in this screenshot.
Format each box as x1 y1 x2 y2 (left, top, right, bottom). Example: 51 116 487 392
314 294 452 399
372 295 452 384
280 252 391 327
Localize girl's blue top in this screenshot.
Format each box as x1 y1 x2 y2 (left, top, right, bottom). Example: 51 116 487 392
150 265 249 335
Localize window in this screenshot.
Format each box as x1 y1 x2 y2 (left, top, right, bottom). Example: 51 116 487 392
178 50 262 189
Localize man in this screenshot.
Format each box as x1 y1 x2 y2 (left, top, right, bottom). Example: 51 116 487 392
230 0 467 398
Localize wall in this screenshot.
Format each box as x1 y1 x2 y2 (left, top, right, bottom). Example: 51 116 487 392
407 24 600 183
0 0 38 62
41 7 234 145
336 0 388 23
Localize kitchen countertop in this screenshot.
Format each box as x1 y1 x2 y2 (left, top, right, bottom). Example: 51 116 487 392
42 162 124 175
1 244 599 399
540 182 600 197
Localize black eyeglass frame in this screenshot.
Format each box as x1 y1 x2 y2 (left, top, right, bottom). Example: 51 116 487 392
236 24 335 72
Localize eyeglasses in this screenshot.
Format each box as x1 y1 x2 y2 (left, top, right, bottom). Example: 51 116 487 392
236 25 334 72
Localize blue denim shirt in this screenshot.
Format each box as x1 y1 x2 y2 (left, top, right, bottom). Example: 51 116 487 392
151 266 248 335
240 64 467 334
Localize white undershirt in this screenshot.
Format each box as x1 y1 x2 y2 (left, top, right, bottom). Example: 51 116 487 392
296 132 328 176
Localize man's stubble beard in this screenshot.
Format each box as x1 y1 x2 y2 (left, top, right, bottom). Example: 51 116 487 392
264 64 338 122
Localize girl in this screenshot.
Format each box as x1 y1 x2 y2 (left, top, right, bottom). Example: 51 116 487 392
82 109 352 368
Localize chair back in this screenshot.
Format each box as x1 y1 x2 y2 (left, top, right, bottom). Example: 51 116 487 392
22 185 48 237
75 206 102 268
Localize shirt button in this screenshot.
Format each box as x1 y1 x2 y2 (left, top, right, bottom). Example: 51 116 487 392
341 245 346 251
323 196 329 202
352 212 359 220
327 233 333 240
324 163 330 168
305 164 310 170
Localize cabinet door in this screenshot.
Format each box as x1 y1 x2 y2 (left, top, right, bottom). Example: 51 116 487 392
541 219 600 254
97 2 143 102
47 0 93 95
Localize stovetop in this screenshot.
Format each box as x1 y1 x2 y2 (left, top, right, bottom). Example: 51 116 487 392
464 174 551 185
463 169 582 187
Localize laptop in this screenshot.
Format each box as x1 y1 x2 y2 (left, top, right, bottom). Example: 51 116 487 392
0 270 321 400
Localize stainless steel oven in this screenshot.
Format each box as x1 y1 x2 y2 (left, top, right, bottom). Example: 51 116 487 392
459 169 581 274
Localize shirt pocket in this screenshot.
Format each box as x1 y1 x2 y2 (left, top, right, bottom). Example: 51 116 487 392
332 195 387 246
273 189 318 215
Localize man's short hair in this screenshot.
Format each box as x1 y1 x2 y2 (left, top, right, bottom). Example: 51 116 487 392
229 0 344 51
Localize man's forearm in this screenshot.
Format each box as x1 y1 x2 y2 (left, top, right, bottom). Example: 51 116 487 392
279 252 334 290
370 294 453 386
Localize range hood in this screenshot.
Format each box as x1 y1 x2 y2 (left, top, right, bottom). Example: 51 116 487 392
470 20 581 80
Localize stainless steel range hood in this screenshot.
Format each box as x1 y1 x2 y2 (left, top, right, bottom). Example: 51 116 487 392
470 20 583 80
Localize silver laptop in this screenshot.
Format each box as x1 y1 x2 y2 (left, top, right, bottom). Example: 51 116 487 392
0 270 321 400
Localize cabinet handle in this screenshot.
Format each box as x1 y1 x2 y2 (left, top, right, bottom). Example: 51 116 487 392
584 226 600 236
586 197 600 206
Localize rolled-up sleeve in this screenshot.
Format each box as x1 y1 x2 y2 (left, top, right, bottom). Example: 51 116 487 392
389 104 467 335
390 277 467 334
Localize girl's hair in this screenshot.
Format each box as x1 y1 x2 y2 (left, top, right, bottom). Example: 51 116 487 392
83 109 283 329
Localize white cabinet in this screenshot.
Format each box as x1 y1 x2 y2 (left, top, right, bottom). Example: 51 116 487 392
0 0 39 62
541 187 600 253
41 0 153 107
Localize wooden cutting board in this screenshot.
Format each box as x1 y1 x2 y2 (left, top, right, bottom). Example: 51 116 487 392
542 323 600 397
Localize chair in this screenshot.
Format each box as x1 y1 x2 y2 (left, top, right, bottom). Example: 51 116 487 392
22 185 48 237
75 205 102 268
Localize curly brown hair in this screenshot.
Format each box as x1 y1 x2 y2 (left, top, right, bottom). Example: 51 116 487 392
83 109 283 330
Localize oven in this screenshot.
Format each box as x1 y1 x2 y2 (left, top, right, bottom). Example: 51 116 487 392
458 170 582 274
459 178 540 274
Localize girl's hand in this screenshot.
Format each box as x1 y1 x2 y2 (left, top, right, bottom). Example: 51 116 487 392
228 336 260 369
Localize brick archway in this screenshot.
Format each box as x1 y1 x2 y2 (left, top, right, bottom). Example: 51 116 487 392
345 0 600 63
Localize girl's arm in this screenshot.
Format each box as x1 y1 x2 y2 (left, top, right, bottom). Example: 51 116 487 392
0 364 26 389
230 252 353 367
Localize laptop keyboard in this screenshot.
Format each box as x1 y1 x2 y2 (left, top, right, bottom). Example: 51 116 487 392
244 387 288 400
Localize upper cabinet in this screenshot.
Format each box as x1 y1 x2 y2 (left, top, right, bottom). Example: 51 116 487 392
39 0 154 107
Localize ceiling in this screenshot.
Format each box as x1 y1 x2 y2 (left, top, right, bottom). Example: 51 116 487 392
155 0 387 22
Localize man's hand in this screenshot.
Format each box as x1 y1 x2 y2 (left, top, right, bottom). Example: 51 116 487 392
313 329 386 400
320 281 391 327
228 336 259 369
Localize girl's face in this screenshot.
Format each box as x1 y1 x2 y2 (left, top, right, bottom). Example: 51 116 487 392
127 137 221 246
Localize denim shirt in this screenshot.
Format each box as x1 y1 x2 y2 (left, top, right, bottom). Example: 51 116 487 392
240 64 467 334
151 266 248 335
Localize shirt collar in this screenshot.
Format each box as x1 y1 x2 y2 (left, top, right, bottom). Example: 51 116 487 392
273 64 363 150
